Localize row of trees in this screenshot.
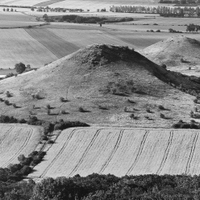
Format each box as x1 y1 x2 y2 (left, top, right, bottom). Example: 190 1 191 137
110 5 200 17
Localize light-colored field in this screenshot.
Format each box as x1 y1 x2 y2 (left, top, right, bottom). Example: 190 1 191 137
0 123 42 167
0 29 57 69
30 127 200 178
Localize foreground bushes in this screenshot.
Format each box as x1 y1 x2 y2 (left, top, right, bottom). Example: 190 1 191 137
2 174 200 200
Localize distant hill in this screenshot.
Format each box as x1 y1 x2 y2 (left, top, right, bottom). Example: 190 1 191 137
142 36 200 75
0 44 198 127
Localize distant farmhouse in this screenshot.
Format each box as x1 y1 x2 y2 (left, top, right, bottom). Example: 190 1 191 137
160 0 200 3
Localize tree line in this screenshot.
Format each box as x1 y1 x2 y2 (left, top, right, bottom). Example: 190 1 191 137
110 5 200 17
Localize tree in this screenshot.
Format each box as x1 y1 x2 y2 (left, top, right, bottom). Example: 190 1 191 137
15 62 26 74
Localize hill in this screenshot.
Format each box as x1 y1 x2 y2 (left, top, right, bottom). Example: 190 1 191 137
31 127 200 178
0 44 199 127
142 36 200 75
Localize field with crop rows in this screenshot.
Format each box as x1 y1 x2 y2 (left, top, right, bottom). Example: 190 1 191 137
30 127 200 178
0 124 42 168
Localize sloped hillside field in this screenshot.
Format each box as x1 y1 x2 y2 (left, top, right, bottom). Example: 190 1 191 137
31 127 200 178
0 124 42 168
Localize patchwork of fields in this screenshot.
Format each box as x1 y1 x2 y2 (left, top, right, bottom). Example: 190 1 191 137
0 124 42 168
30 127 200 178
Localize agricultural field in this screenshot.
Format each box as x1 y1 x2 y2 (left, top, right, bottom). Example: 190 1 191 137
0 0 161 10
30 127 200 178
0 123 42 168
0 29 57 69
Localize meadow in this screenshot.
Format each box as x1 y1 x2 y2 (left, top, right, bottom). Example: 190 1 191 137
30 127 200 178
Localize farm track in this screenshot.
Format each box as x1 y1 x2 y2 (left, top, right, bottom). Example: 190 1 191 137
126 130 149 175
185 132 199 174
69 129 102 176
156 131 174 175
2 128 33 167
99 130 124 174
40 128 76 178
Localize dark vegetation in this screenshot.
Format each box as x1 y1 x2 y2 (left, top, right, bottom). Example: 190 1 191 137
110 5 200 18
172 119 200 128
44 14 133 24
2 173 200 199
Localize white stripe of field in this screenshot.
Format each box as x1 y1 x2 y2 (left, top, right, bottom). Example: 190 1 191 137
0 29 57 69
0 124 42 167
30 128 200 178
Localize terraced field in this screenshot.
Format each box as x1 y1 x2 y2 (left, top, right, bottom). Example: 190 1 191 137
31 127 200 178
0 124 42 168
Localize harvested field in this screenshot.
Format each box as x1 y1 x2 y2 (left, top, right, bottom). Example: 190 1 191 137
0 29 57 69
25 28 79 58
0 124 42 167
31 127 200 178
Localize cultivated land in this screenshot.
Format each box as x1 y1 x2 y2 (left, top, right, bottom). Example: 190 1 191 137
0 124 42 168
30 127 200 178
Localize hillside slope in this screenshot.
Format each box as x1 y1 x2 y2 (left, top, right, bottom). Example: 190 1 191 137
142 36 200 75
0 44 198 127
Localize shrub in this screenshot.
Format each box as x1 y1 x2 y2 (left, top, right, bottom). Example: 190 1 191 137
79 107 89 112
4 100 10 105
160 113 165 119
15 62 26 74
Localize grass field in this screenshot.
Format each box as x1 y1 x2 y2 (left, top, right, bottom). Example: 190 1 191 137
0 124 42 168
30 127 200 178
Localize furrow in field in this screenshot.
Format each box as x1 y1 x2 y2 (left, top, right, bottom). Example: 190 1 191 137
126 130 149 175
156 131 174 175
160 131 197 175
40 129 76 178
185 132 199 174
25 28 79 58
2 128 33 167
69 129 101 176
0 127 14 147
66 129 123 177
42 128 99 177
188 132 200 175
99 130 124 174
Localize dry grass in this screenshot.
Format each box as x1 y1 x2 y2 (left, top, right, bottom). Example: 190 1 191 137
0 123 42 167
30 127 200 178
